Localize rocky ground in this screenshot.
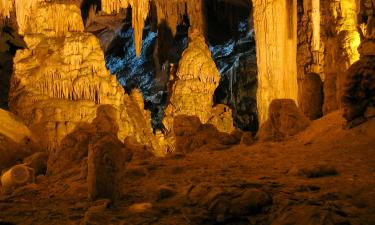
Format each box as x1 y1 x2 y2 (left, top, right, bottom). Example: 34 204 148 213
0 111 374 225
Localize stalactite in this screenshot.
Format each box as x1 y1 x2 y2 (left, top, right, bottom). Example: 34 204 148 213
14 0 39 34
154 0 185 36
311 0 320 51
101 0 149 57
132 0 150 57
186 0 205 34
0 0 13 18
101 0 130 14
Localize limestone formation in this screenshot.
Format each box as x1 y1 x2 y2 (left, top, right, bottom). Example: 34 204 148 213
163 31 234 135
342 40 375 126
23 152 48 176
257 99 311 141
0 109 39 171
321 0 361 114
173 115 240 153
300 73 323 120
101 0 149 57
296 0 361 118
8 1 164 156
1 164 35 194
252 0 299 124
0 0 12 19
208 105 236 133
87 134 131 201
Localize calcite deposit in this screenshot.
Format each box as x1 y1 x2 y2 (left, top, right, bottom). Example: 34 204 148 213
0 1 375 224
252 0 299 124
8 1 164 156
162 31 235 134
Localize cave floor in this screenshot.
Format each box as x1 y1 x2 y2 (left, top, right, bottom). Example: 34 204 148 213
0 111 374 225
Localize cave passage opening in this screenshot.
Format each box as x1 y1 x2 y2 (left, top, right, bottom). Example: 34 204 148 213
102 0 258 132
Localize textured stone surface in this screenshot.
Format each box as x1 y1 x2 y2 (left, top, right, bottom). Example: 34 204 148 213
163 31 234 135
300 73 323 120
342 40 375 125
8 1 164 156
258 99 311 141
0 109 39 171
321 0 361 114
173 115 239 153
253 0 299 124
87 134 130 201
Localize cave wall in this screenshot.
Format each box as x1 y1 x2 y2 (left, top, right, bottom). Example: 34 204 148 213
297 0 362 118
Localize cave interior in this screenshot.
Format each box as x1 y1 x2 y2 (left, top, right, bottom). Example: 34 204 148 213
0 0 374 224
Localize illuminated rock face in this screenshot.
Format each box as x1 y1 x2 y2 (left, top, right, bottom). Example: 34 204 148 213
100 0 205 57
252 0 299 124
0 109 39 171
101 0 149 57
318 0 360 114
162 32 235 134
0 0 12 19
8 2 164 156
297 0 361 118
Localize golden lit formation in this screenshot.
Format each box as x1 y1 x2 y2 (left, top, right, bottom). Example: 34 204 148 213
0 0 374 224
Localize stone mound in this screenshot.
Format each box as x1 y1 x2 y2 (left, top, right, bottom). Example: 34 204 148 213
257 99 311 141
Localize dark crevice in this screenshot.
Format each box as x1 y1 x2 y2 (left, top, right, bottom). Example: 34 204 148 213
0 26 26 110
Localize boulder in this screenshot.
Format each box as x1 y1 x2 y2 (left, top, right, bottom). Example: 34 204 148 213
173 115 240 153
342 46 375 126
300 73 323 120
1 164 35 194
257 99 311 141
0 109 39 171
87 134 132 201
187 184 272 223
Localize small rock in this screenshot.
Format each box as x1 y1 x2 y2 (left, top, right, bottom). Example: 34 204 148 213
156 186 176 201
229 188 272 216
299 164 338 178
128 203 153 213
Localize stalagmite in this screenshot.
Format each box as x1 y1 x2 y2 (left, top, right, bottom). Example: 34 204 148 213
163 30 235 135
252 0 299 124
